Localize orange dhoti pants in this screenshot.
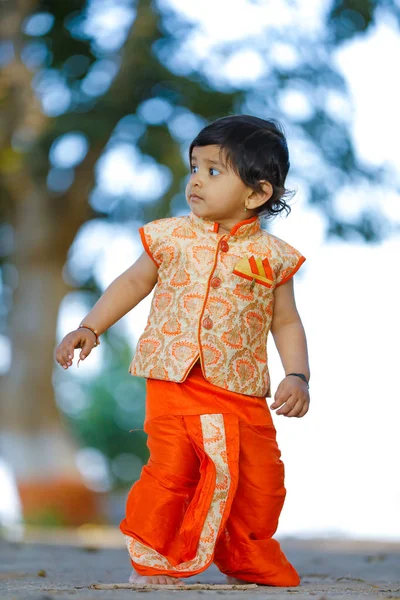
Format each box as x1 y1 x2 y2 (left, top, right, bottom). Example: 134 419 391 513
119 363 300 586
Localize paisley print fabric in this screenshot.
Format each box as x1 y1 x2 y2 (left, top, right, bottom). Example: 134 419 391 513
129 212 305 397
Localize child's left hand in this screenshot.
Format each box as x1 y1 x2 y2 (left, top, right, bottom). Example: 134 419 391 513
270 376 310 418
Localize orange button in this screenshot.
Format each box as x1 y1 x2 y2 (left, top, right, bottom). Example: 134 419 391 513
220 240 229 252
203 317 213 330
211 277 221 288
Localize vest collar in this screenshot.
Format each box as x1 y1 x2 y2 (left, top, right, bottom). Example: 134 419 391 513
189 212 261 239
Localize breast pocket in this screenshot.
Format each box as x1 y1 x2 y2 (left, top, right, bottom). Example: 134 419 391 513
233 256 275 289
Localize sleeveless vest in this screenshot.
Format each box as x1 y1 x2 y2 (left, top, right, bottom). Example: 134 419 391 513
129 212 305 397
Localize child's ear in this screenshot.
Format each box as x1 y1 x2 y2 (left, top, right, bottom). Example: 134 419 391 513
246 181 273 210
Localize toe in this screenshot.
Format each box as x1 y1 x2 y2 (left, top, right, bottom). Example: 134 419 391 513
129 570 144 584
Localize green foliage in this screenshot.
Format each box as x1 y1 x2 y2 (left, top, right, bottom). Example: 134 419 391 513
15 0 399 239
2 0 400 490
55 329 149 490
329 0 400 41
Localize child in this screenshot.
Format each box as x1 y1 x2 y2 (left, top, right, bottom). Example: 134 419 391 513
55 114 310 587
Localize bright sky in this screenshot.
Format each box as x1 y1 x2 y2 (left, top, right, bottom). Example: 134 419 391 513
1 0 400 540
265 204 400 540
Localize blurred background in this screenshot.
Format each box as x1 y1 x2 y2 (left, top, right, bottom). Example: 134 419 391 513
0 0 399 545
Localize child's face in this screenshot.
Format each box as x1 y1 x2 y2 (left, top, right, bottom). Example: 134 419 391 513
186 145 254 227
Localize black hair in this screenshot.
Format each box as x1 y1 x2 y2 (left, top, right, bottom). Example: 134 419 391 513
189 114 293 219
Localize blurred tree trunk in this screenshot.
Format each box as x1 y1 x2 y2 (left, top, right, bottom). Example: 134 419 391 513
0 0 101 526
1 0 393 531
0 0 238 526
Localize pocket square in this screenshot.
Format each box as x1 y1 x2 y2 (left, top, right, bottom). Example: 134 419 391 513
233 256 274 288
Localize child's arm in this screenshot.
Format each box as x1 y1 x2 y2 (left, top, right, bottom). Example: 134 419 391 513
55 251 158 369
270 278 310 418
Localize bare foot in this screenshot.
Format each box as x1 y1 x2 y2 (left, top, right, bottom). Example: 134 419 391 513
129 569 183 586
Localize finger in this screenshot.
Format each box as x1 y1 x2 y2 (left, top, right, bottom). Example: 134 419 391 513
62 345 75 368
59 340 71 363
55 343 66 364
59 335 78 367
276 396 297 415
270 400 282 409
298 402 310 418
270 393 286 409
79 338 94 361
67 343 75 361
57 344 69 369
54 346 61 365
285 399 305 418
64 346 74 367
61 355 69 369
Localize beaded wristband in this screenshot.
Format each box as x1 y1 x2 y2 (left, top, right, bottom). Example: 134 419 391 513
286 372 309 388
78 323 100 347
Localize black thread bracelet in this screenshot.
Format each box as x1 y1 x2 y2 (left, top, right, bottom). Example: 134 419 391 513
285 373 309 388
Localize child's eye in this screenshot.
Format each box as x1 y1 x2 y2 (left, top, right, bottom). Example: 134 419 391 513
190 165 220 176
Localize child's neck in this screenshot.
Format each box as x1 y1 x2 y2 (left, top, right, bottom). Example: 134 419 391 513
217 223 232 234
215 213 258 235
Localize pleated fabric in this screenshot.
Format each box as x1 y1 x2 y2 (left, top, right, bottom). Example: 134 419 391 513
119 362 300 586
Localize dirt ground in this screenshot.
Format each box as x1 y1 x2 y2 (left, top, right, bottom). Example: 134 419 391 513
1 530 400 599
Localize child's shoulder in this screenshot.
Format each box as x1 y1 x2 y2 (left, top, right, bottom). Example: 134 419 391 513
257 228 301 256
143 215 188 233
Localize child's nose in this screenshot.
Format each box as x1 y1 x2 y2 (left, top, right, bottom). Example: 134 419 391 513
190 171 203 186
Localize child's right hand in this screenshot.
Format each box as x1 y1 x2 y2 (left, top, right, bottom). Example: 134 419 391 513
55 329 97 370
